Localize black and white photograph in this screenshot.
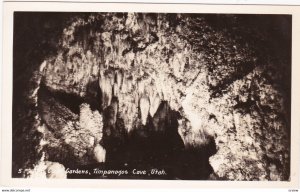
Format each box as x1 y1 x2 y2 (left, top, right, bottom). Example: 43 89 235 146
10 11 293 181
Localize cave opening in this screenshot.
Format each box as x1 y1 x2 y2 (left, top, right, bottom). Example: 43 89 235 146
37 74 217 179
96 92 217 179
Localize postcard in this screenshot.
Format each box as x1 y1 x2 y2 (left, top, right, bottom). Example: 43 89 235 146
1 1 299 189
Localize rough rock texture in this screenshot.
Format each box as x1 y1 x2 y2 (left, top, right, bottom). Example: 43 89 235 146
13 13 291 180
26 153 67 179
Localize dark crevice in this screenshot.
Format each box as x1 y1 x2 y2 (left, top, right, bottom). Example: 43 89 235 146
70 99 217 179
38 80 102 115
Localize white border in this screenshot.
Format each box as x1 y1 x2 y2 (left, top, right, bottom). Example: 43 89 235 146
1 1 300 189
3 0 300 5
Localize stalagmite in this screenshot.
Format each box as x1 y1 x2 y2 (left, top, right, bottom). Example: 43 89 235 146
115 70 123 89
149 94 161 117
113 84 119 97
110 98 119 125
99 74 113 108
137 80 145 95
94 144 106 163
140 96 150 125
46 162 67 179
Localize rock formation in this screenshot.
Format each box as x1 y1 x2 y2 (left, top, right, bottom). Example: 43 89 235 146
13 13 291 180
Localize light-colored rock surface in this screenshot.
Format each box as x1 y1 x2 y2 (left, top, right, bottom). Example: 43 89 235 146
15 13 290 180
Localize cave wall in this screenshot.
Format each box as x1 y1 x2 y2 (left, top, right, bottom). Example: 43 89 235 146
13 12 291 180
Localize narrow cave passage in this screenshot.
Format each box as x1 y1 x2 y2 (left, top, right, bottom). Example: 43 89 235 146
94 89 217 179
